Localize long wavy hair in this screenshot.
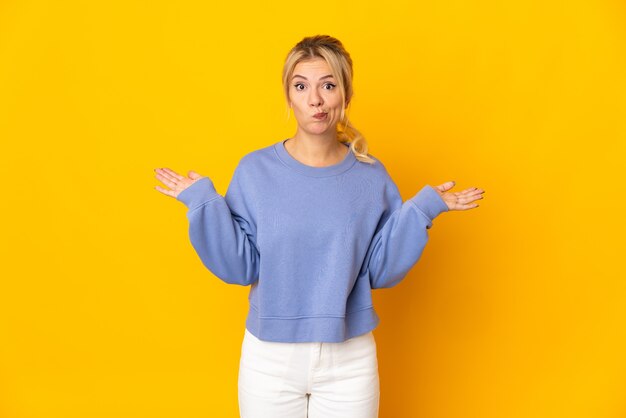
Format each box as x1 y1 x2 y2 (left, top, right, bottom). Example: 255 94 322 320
282 35 376 165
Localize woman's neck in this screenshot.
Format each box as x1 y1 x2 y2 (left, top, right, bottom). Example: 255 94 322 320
285 133 348 167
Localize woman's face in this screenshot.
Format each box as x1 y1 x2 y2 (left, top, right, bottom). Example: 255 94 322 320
289 58 344 136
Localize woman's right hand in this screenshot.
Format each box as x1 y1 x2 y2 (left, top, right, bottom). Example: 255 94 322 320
154 167 205 199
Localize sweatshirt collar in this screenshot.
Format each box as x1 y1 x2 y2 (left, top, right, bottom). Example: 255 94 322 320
274 138 357 178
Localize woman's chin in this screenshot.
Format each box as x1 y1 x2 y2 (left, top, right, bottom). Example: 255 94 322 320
301 123 338 136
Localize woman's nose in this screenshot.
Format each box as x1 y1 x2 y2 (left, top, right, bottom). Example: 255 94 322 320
309 91 323 106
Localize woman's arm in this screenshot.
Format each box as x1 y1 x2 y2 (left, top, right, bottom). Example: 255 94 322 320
364 175 483 289
364 180 449 290
155 162 260 286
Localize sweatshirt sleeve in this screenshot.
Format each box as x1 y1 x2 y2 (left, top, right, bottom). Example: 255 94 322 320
364 174 449 289
176 159 260 286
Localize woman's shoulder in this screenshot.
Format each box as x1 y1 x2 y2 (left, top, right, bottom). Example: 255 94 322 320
357 152 393 179
234 142 277 169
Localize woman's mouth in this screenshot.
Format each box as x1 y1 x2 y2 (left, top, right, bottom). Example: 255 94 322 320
313 112 327 120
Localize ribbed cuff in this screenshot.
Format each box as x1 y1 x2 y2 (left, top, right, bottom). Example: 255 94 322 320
408 185 449 222
176 177 220 210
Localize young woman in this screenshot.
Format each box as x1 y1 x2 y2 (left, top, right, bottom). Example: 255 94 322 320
154 34 484 418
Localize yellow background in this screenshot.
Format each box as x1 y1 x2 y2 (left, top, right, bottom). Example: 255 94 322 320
1 0 625 417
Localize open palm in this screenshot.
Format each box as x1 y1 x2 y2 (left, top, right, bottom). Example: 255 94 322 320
154 167 204 199
433 181 485 211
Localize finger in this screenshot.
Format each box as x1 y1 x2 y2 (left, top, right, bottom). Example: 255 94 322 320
435 181 455 192
155 172 178 190
460 189 485 198
456 194 484 204
155 168 185 184
154 185 176 198
154 168 177 184
452 202 480 210
458 188 485 197
160 167 185 180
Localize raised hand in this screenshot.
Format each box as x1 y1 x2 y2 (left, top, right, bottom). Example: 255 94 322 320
154 167 204 199
432 181 484 211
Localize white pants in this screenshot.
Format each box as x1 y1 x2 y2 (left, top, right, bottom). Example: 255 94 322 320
238 328 380 418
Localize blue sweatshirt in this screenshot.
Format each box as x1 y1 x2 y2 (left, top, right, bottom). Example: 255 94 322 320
176 139 449 343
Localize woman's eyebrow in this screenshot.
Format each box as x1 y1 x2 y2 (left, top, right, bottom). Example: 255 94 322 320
292 74 335 80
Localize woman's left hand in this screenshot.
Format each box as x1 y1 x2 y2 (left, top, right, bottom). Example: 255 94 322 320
433 181 485 211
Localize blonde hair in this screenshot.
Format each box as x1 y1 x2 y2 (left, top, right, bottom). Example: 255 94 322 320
282 35 376 165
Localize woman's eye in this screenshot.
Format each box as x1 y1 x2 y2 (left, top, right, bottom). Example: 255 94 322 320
293 83 335 91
